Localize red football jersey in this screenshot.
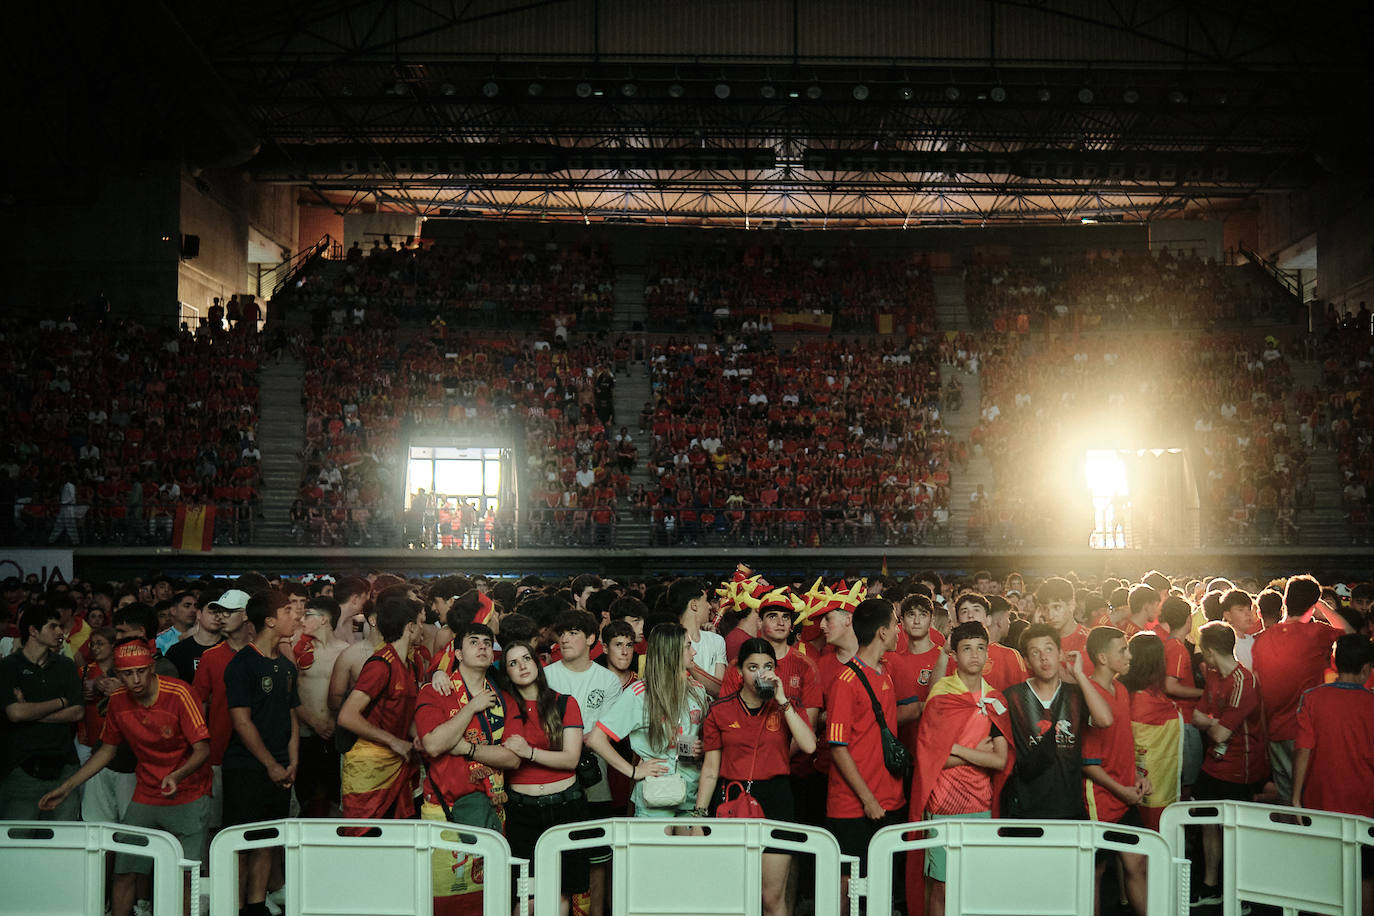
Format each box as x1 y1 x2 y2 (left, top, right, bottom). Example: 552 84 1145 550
982 642 1029 693
101 677 212 806
719 646 823 710
1082 678 1135 823
415 681 519 806
191 640 241 766
1252 620 1341 741
1162 638 1199 722
1059 624 1094 677
1295 682 1374 816
1198 664 1267 785
824 658 904 818
352 644 419 741
703 693 793 782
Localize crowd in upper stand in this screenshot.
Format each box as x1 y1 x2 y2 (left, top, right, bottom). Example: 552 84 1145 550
644 242 938 334
0 316 263 547
965 248 1284 331
635 335 959 546
324 233 616 328
1315 304 1374 542
968 331 1308 548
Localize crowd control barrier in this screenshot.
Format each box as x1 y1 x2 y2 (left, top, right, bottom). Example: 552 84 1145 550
208 818 525 916
1160 800 1374 916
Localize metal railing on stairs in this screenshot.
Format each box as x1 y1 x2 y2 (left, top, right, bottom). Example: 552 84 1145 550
1234 242 1303 302
260 233 342 298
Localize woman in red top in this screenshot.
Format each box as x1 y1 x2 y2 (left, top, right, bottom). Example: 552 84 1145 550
78 627 118 753
696 638 817 916
499 640 590 910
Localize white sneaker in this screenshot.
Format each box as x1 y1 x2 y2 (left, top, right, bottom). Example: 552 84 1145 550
132 900 152 916
265 887 285 915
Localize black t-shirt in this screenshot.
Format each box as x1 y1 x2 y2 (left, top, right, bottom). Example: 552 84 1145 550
0 649 83 772
223 643 299 771
1002 680 1089 819
165 636 221 685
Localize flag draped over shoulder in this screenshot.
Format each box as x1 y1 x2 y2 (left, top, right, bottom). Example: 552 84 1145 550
905 675 1016 916
1129 687 1183 830
341 738 417 821
172 504 214 551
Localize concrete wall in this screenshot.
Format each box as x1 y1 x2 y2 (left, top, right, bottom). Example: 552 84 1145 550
177 169 299 323
298 202 345 252
344 212 422 253
1147 219 1224 261
0 161 181 321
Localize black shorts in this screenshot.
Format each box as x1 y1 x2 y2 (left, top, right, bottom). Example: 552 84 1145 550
505 785 591 894
294 734 341 810
1192 771 1264 803
826 809 903 872
222 766 292 828
584 800 614 865
790 772 827 827
709 774 795 822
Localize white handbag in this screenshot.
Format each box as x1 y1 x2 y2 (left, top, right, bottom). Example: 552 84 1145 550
641 749 687 808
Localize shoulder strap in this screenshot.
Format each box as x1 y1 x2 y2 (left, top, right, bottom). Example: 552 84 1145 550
844 660 887 724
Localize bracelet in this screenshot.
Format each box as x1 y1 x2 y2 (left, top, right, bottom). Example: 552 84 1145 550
691 806 708 817
631 763 637 779
58 696 68 709
529 747 537 762
777 701 791 712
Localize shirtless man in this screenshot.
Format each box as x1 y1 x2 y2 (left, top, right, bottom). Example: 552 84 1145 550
293 596 351 816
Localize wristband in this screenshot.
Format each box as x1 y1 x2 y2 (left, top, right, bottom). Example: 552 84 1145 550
58 696 68 709
631 763 637 779
777 700 791 712
529 747 536 762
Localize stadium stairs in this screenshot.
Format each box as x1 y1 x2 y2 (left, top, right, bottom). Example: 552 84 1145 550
934 271 971 332
1288 357 1349 545
254 353 308 545
608 248 655 547
942 361 988 549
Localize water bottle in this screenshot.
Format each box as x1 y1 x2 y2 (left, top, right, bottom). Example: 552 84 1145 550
1212 740 1228 759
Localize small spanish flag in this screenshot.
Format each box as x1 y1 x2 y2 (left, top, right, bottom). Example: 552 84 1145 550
172 504 215 552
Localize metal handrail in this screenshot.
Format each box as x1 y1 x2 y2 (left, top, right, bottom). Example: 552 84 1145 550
1236 241 1302 301
264 233 339 297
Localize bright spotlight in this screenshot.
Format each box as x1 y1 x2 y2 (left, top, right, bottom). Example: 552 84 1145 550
1085 450 1129 549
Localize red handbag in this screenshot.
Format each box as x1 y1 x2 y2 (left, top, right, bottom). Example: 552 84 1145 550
716 780 765 818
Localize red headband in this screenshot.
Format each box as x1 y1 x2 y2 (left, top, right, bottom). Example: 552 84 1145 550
114 640 155 671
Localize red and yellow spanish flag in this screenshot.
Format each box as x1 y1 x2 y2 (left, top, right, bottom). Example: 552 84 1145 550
172 504 214 552
342 738 417 822
1130 687 1183 830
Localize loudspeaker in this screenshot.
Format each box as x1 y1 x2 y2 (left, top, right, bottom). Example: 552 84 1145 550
181 234 200 259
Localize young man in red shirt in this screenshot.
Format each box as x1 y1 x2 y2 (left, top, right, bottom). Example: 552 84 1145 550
1122 584 1162 639
1190 621 1268 906
1081 626 1150 914
1292 634 1374 914
1252 575 1353 804
337 593 425 820
824 598 905 900
952 592 1027 692
40 638 211 916
1038 576 1093 675
884 593 948 748
1157 597 1204 789
415 621 520 916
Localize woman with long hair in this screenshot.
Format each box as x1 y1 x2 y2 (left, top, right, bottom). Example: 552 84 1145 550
1120 632 1184 829
586 622 706 819
696 638 817 916
499 640 589 916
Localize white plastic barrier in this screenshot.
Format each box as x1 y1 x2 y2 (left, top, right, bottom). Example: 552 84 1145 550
864 819 1185 916
0 821 198 916
208 818 525 916
1159 800 1374 916
533 817 850 916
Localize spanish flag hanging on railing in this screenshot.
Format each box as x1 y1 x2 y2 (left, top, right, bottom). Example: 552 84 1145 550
172 504 215 552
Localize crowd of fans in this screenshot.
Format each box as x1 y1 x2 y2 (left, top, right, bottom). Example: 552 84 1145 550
635 335 960 547
643 242 938 335
1315 305 1374 542
3 564 1371 916
965 248 1287 331
968 330 1308 547
305 233 617 329
0 317 263 548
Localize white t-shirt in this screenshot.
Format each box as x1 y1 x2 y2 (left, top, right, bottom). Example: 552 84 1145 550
544 660 625 803
689 629 727 681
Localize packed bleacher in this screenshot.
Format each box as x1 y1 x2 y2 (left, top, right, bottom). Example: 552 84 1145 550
965 248 1286 331
0 317 263 547
638 335 959 546
309 232 616 328
968 330 1308 547
1315 307 1374 541
644 242 938 334
4 564 1371 916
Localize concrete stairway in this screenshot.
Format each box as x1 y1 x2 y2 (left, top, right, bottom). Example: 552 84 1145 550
254 355 307 544
934 272 971 331
941 363 991 547
1289 359 1349 545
